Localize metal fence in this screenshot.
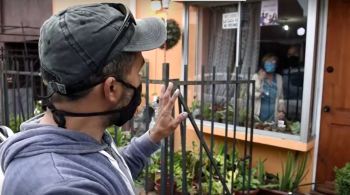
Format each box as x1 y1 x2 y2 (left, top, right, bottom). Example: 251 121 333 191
0 25 43 130
0 34 256 194
137 63 255 195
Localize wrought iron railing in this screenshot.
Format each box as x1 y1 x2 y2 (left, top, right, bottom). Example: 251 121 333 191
0 42 256 194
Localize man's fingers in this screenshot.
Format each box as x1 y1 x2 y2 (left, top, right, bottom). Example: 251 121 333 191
166 89 180 107
160 84 166 95
160 82 173 108
164 82 173 98
170 112 188 129
159 84 166 108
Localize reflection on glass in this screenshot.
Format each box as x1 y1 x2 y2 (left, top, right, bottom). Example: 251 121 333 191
189 0 307 135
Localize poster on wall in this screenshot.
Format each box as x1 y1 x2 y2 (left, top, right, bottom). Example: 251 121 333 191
260 0 279 26
222 12 239 29
162 0 170 9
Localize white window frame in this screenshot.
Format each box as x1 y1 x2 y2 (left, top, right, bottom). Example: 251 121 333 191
182 0 319 143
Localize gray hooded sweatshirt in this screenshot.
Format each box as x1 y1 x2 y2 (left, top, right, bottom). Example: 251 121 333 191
0 115 159 195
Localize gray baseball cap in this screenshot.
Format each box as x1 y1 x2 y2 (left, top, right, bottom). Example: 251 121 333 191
39 3 166 95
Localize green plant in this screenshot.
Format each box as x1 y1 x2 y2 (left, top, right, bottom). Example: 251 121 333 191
106 126 131 147
256 159 266 185
190 97 200 113
202 103 211 120
231 158 261 191
289 121 301 135
335 163 350 195
34 100 44 115
9 115 23 133
160 19 181 50
135 151 161 188
173 150 199 194
278 152 308 192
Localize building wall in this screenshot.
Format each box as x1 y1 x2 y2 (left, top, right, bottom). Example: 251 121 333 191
51 0 315 192
136 1 314 192
52 0 134 14
0 0 51 42
136 0 184 98
173 127 314 192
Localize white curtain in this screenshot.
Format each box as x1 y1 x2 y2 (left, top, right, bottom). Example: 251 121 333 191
240 2 261 77
205 5 237 103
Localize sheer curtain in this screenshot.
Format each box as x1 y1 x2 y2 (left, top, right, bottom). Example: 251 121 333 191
203 3 261 103
240 2 261 76
205 5 237 103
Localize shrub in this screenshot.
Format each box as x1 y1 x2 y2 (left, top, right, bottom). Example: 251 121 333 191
335 163 350 195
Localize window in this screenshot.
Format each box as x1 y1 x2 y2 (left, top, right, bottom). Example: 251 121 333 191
186 0 317 142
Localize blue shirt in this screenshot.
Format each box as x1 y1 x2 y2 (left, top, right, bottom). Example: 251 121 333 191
260 76 278 122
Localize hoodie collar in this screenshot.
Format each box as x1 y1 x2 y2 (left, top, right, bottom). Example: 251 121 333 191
0 115 109 172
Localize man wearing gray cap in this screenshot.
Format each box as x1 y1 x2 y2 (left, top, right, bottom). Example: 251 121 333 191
0 3 187 195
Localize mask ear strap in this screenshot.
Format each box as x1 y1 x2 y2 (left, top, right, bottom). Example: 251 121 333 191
47 103 67 128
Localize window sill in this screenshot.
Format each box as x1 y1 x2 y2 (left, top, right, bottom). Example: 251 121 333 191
187 119 314 152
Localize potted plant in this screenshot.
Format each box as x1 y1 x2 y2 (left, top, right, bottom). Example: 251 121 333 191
232 160 261 195
135 151 161 192
335 162 350 195
259 152 308 195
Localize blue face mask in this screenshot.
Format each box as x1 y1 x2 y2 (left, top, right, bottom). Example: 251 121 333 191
264 62 276 73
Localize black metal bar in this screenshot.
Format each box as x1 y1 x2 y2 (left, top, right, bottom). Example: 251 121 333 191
178 90 187 194
0 46 4 124
2 70 40 76
295 66 301 120
248 73 255 195
24 57 30 119
0 33 39 37
0 25 40 29
177 93 231 195
223 66 230 195
169 109 175 195
184 64 188 111
242 70 250 192
11 58 17 130
0 0 3 34
15 59 25 122
142 79 254 86
0 54 39 59
243 68 252 193
21 25 30 119
144 62 150 193
231 66 240 192
30 60 35 116
286 68 291 119
169 78 177 195
40 77 45 98
3 49 9 126
180 64 188 194
198 65 205 195
160 63 169 195
209 66 216 194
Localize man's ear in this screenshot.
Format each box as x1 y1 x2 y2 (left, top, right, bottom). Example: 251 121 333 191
103 77 122 104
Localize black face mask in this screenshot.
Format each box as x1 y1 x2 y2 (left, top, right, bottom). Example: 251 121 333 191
108 84 142 126
48 81 142 128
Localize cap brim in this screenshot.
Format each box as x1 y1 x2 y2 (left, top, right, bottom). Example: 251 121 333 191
123 17 166 52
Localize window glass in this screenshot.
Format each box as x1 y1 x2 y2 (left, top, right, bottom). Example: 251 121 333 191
191 0 308 135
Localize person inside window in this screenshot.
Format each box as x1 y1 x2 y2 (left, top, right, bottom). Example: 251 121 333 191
253 54 286 122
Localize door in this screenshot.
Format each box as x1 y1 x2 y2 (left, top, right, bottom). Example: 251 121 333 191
317 0 350 184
